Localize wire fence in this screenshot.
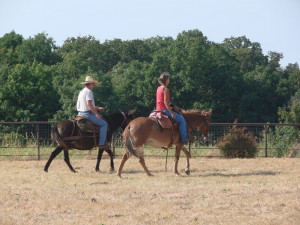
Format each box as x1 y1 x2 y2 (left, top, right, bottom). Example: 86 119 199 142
0 121 299 160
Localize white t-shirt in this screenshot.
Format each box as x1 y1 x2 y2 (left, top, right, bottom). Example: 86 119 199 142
76 87 95 111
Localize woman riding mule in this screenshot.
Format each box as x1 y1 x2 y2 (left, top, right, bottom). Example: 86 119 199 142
156 72 190 143
117 72 212 178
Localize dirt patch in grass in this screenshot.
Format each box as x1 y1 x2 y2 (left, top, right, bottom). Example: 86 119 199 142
0 157 299 225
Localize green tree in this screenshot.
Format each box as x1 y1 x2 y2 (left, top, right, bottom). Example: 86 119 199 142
222 36 268 74
0 31 23 66
0 62 59 121
17 33 61 65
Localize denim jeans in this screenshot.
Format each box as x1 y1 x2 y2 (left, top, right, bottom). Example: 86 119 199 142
161 109 188 142
78 112 107 145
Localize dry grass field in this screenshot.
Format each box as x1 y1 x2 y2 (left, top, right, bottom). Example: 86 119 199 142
0 157 299 225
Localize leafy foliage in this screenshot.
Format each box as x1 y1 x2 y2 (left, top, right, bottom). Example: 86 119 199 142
217 123 258 158
0 29 299 123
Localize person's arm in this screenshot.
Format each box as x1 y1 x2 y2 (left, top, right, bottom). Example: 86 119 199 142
164 87 176 119
95 106 105 112
87 100 101 119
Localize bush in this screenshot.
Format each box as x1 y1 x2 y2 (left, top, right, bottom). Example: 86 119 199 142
267 125 299 157
217 124 258 158
1 132 26 147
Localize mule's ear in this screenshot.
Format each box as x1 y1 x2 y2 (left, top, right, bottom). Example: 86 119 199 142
128 107 137 115
208 109 212 115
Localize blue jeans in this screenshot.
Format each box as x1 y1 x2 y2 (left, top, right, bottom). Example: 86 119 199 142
78 112 107 145
162 109 188 142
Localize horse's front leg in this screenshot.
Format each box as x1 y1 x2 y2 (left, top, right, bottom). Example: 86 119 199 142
174 145 182 176
181 146 191 175
95 148 104 172
105 148 115 172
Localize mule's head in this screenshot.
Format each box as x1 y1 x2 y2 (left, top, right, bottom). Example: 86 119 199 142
197 109 212 139
183 109 212 139
120 108 137 130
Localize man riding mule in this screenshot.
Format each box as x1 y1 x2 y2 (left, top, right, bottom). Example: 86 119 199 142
77 76 108 149
117 72 212 178
44 75 137 173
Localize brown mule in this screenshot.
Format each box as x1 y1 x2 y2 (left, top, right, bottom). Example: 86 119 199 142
117 109 212 178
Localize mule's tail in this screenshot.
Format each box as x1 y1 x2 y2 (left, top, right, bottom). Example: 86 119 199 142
51 126 70 150
124 126 143 158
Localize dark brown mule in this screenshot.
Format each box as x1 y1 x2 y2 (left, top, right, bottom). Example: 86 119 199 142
44 109 136 173
117 109 212 178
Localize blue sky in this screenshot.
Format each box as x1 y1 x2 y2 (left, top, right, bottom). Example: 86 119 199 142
1 0 299 67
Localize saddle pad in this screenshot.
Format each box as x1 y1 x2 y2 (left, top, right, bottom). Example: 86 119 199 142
149 111 172 129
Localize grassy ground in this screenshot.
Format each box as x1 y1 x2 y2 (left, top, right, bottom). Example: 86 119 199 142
1 143 296 160
0 157 299 225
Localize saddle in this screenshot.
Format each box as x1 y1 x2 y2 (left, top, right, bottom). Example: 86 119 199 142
75 115 99 133
149 111 179 148
149 111 173 129
61 115 100 147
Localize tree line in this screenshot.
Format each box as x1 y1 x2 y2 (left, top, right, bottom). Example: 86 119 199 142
0 30 299 123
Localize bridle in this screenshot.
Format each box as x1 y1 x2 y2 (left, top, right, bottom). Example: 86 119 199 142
183 113 209 143
120 111 129 129
103 111 129 131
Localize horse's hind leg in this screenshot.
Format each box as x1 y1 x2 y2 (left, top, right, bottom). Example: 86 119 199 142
117 152 130 178
139 156 153 177
95 148 104 172
44 146 63 172
181 146 191 175
63 150 76 173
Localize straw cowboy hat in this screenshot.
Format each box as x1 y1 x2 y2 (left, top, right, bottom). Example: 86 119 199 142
80 76 99 85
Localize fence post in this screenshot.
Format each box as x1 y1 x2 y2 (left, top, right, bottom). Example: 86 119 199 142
36 123 40 160
264 123 268 157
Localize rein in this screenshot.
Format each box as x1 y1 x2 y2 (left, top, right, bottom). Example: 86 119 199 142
183 114 199 141
120 111 129 128
104 112 129 130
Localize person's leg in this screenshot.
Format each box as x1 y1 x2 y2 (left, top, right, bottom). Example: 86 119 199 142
81 113 108 145
174 113 188 142
162 110 188 142
98 119 107 145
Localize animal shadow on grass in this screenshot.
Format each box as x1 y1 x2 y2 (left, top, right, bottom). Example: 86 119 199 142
197 171 279 177
122 169 162 175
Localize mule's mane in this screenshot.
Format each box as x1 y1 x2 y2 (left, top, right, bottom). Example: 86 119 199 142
182 109 208 116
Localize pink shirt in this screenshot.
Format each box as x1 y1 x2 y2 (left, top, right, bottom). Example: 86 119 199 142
156 86 170 110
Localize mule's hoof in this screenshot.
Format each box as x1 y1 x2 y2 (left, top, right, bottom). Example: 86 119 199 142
117 171 122 179
44 169 48 173
185 169 190 175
